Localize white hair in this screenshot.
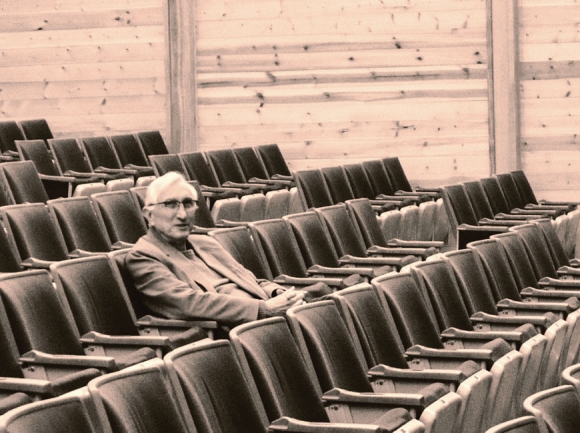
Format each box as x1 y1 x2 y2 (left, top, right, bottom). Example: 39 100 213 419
144 172 198 207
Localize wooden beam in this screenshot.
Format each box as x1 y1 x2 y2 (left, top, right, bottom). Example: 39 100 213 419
488 0 520 173
166 0 197 152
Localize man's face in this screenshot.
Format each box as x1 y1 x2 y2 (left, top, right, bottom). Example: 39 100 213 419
145 181 197 245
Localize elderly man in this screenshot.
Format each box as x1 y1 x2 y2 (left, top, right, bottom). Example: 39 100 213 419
126 172 306 327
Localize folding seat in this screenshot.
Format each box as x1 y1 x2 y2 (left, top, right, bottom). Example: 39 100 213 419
233 146 295 187
289 186 305 214
511 169 579 208
294 169 335 209
90 191 148 246
264 188 290 218
18 119 53 146
48 138 133 191
0 203 73 269
79 137 141 184
485 416 542 433
561 363 580 395
255 143 294 180
136 130 170 156
88 358 196 433
164 339 422 433
108 134 154 172
0 388 106 432
47 197 117 255
314 203 422 264
285 302 464 431
15 140 104 199
230 317 427 430
0 121 23 160
240 192 266 222
283 211 395 279
0 270 158 380
523 385 580 433
50 256 210 356
210 197 242 224
0 161 50 204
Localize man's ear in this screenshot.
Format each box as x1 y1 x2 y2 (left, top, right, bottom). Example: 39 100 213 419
142 207 152 224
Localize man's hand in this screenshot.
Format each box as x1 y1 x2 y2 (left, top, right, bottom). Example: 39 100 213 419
259 288 305 318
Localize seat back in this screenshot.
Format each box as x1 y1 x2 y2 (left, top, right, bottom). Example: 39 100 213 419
264 189 290 219
463 180 495 220
398 204 420 241
491 232 540 290
294 169 334 209
0 295 30 378
509 224 557 280
283 211 342 268
532 216 571 267
540 320 569 390
0 121 24 154
0 388 107 433
410 259 474 332
206 149 248 184
88 359 195 433
481 177 512 214
249 219 309 278
229 317 329 423
0 270 84 356
164 339 269 433
319 166 356 204
440 184 479 227
108 250 152 319
453 369 493 433
433 198 450 243
178 152 220 187
51 256 139 337
188 181 216 229
496 173 527 210
1 203 70 262
444 249 499 316
346 198 389 248
15 139 60 176
19 119 53 145
48 138 93 174
378 209 403 242
286 301 372 392
255 144 291 177
149 154 188 178
371 272 443 350
91 191 148 245
240 193 266 222
382 157 413 192
109 134 149 167
0 161 49 204
514 334 548 418
47 197 112 254
233 147 270 180
315 204 369 257
136 130 169 156
209 226 273 280
510 171 538 206
523 385 580 433
342 163 377 200
417 200 438 241
80 137 122 171
330 284 408 370
362 159 397 197
485 416 542 433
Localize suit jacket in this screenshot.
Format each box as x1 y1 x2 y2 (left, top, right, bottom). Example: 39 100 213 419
126 228 275 326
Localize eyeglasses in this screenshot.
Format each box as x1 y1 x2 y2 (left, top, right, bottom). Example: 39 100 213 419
150 198 197 211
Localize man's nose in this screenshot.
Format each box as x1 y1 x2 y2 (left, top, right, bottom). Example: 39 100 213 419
175 203 188 218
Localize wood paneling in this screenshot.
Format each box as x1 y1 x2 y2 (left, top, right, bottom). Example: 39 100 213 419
194 0 490 188
0 0 167 140
519 0 580 200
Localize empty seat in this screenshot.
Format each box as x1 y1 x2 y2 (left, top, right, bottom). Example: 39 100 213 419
0 161 49 204
149 154 188 178
136 130 170 156
0 121 23 159
255 144 293 179
18 119 53 146
523 385 580 433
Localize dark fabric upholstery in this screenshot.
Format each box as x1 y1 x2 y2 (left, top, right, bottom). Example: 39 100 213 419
255 144 292 177
136 130 169 156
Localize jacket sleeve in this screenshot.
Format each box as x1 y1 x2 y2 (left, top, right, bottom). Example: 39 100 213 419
126 247 262 326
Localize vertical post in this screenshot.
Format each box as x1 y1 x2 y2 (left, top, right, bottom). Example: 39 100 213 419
488 0 520 174
165 0 197 153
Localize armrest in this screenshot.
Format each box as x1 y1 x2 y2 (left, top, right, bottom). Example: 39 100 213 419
556 266 580 279
124 164 154 174
68 249 108 258
269 416 419 433
366 245 438 260
385 239 445 249
367 364 470 394
440 325 536 350
95 166 137 176
525 203 574 212
493 213 541 221
80 331 170 347
538 277 580 289
477 219 518 227
3 150 20 158
222 181 268 190
338 255 418 270
470 311 557 333
19 350 117 381
0 377 53 395
539 199 579 206
111 241 134 250
307 264 392 279
510 208 562 217
520 287 580 303
248 177 294 187
274 274 363 289
136 315 218 339
271 174 294 181
200 185 245 194
496 298 577 320
21 257 57 270
39 174 97 184
64 170 99 178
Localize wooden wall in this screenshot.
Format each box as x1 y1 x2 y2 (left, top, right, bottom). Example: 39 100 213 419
519 0 580 200
0 0 167 140
194 0 490 187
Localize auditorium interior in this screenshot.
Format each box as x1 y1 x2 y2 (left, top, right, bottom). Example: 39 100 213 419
0 0 579 431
